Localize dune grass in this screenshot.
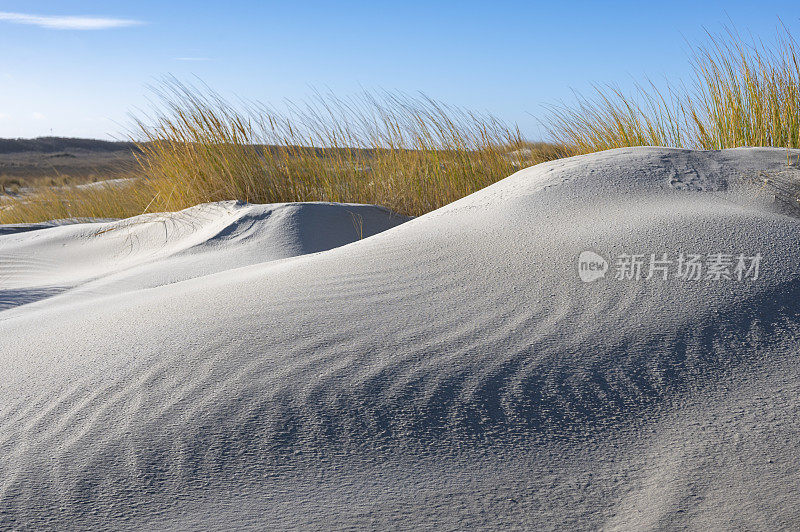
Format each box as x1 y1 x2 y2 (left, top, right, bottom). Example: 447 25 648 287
0 179 151 223
0 84 564 224
131 82 565 218
547 26 800 154
4 25 800 224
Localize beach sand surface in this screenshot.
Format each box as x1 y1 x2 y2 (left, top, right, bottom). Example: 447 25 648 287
2 147 800 529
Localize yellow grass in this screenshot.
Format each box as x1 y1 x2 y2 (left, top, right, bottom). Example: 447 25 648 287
547 26 800 154
131 81 565 217
5 25 800 224
1 82 564 223
0 178 150 223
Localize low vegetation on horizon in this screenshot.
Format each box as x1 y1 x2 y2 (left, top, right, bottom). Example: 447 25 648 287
3 26 800 224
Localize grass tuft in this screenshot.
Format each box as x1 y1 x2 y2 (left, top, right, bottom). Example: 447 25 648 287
130 80 564 217
546 25 800 154
1 82 564 223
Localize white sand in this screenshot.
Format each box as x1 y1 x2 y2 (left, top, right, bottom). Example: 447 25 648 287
2 147 800 529
0 201 408 311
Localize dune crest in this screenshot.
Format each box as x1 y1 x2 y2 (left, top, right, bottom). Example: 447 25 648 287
0 201 408 312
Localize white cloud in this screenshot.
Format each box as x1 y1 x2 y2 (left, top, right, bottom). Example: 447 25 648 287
32 112 45 120
0 113 6 120
0 11 143 30
175 57 212 62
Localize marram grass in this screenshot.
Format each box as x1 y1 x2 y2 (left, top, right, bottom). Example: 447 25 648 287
5 25 800 224
130 83 565 218
0 84 564 224
547 26 800 154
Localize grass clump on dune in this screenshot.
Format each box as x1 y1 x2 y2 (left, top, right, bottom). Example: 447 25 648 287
1 83 563 223
131 81 564 217
547 26 800 154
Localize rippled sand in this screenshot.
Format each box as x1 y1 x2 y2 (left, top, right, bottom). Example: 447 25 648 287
2 147 800 529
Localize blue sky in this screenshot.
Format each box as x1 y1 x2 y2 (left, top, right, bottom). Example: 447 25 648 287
1 1 798 140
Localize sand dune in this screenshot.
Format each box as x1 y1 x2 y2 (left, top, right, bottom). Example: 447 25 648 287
0 201 408 312
2 147 800 529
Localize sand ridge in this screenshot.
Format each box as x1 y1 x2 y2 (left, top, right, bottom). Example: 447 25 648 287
0 201 409 313
1 147 800 529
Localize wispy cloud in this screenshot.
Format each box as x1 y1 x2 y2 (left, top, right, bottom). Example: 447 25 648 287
0 11 143 30
32 112 45 120
175 57 212 62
